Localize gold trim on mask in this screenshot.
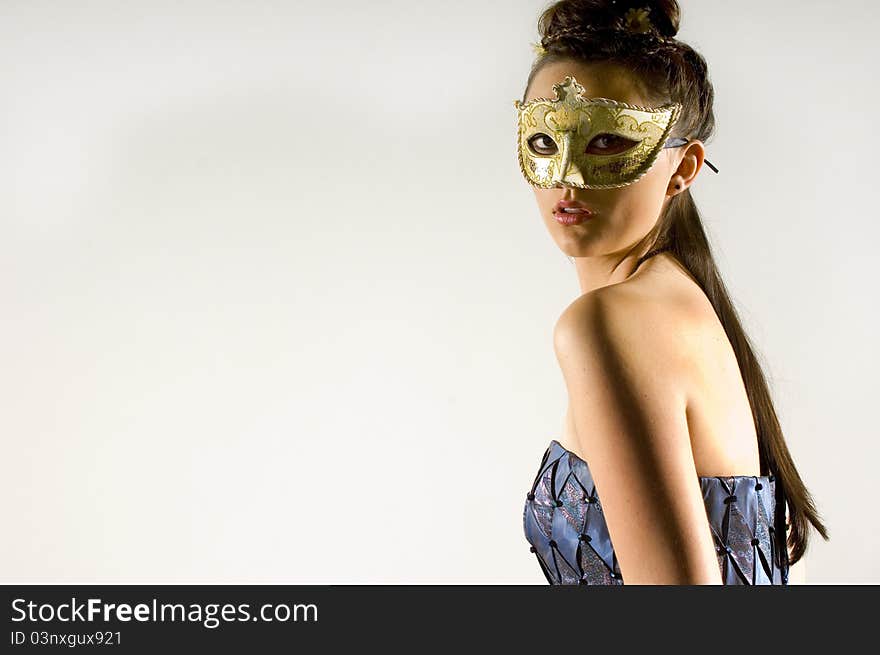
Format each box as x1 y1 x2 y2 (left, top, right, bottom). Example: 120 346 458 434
514 76 682 189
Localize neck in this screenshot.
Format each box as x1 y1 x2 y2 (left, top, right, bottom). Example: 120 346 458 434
572 245 670 296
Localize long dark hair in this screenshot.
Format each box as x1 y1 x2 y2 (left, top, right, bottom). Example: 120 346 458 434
522 0 829 569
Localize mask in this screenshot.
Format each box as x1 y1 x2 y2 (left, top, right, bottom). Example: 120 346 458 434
513 75 684 189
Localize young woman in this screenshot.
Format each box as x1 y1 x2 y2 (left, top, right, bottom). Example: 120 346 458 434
519 0 828 585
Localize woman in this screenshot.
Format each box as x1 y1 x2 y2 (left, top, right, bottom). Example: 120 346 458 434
519 0 829 585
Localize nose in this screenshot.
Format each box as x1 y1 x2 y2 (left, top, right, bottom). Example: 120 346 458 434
550 132 574 185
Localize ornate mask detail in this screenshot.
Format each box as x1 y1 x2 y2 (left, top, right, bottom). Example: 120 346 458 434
514 75 683 189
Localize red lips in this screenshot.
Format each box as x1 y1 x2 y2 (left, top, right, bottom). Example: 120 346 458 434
553 198 594 225
554 199 593 214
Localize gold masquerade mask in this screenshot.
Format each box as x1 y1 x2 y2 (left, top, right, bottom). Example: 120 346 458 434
513 75 685 189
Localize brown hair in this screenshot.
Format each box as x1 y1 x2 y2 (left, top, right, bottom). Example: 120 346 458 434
522 0 829 570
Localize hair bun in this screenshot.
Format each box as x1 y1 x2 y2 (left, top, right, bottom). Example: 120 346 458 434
629 0 679 39
539 0 680 42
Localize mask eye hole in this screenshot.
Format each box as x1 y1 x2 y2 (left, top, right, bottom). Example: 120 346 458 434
527 133 557 156
586 133 639 155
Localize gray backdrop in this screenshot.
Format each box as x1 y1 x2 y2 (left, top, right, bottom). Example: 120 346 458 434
1 0 875 583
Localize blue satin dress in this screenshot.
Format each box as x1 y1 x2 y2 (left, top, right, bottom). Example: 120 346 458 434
523 439 790 585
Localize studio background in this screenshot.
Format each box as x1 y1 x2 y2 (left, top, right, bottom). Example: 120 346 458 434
1 0 875 583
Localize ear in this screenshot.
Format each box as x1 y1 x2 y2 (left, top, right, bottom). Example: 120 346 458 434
667 139 706 197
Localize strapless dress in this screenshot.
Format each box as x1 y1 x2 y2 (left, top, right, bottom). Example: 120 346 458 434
523 439 790 585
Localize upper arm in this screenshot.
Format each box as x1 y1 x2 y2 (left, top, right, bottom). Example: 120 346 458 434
553 289 722 584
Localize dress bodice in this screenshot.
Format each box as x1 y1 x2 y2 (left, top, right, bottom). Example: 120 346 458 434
523 439 790 585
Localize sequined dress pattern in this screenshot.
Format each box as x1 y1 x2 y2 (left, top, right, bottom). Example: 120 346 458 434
523 440 790 585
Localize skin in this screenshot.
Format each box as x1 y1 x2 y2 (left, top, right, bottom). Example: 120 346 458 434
525 59 763 584
525 59 705 293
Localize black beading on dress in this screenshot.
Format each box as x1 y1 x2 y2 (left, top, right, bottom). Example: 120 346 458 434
523 439 790 585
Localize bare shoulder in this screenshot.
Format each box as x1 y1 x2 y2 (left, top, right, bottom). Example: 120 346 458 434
553 273 704 382
551 269 724 582
552 276 700 458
